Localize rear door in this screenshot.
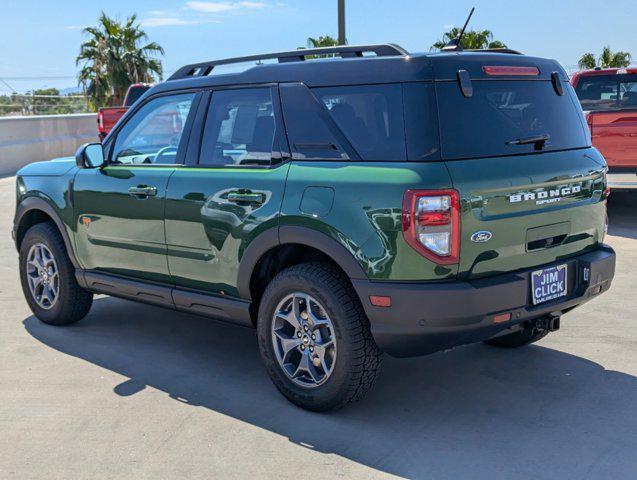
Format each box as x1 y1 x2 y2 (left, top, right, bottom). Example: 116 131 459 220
74 92 199 283
433 66 607 279
164 86 290 297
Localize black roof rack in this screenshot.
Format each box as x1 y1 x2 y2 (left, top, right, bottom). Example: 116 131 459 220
168 44 409 81
465 48 523 55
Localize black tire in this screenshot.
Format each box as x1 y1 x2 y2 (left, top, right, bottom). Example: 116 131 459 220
19 222 93 326
484 327 549 348
257 262 382 411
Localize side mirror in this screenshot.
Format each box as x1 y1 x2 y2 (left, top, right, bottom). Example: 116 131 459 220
75 143 105 168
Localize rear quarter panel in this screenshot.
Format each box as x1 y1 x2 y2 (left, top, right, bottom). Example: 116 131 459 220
281 161 456 281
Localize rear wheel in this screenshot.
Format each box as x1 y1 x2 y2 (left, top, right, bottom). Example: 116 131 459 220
484 327 549 348
19 222 93 326
257 262 382 411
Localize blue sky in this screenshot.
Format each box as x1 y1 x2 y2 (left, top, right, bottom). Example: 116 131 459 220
1 0 636 93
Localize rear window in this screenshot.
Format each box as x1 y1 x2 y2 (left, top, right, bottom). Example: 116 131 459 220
437 80 588 160
574 74 637 111
124 86 151 107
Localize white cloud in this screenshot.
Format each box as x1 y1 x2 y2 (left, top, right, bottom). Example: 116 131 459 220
185 1 267 13
141 1 274 28
141 16 221 27
185 2 236 13
238 1 267 7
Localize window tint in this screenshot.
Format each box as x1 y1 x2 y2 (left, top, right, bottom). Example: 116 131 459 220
279 83 354 160
403 83 440 161
200 88 275 166
124 85 151 107
437 80 587 160
113 93 195 165
575 74 637 111
314 84 406 160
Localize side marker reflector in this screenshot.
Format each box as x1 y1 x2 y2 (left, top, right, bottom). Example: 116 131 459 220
369 295 392 307
493 313 512 324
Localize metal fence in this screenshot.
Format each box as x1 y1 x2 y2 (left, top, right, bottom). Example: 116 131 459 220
0 94 90 117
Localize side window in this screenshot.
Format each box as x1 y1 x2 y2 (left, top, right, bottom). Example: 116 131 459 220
313 84 407 161
279 83 355 160
112 93 195 165
200 88 276 166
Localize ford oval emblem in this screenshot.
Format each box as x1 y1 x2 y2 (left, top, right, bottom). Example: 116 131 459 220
471 231 492 243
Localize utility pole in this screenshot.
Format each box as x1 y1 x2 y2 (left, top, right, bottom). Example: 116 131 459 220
338 0 346 45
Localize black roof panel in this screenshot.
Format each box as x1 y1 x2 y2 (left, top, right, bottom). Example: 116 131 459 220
149 47 566 96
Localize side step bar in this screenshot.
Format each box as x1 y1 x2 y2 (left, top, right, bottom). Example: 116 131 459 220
77 270 253 328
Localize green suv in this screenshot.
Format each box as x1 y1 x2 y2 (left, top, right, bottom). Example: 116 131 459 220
13 45 616 411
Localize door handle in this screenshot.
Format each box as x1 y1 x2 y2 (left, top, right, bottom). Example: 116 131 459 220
128 185 157 198
227 192 264 204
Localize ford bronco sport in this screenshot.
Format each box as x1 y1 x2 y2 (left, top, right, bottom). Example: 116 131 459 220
13 44 616 411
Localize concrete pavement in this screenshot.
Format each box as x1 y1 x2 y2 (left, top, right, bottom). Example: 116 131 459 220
1 176 635 480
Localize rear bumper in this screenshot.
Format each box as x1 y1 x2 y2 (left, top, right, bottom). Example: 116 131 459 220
353 245 616 358
607 168 637 189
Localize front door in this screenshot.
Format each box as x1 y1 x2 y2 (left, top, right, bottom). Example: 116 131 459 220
165 86 290 297
73 92 198 283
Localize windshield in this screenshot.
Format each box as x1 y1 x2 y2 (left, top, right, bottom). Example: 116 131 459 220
436 80 588 160
574 73 637 111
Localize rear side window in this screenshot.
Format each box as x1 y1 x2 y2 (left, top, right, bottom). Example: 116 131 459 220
314 84 406 160
575 74 637 111
437 80 588 160
200 88 276 166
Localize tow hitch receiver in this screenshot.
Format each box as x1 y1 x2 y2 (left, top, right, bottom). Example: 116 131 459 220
535 316 561 332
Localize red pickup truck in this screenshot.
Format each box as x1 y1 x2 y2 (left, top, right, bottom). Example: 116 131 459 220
97 83 152 141
571 68 637 189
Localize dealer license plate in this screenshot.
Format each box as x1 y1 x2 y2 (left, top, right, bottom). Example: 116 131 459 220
531 264 568 305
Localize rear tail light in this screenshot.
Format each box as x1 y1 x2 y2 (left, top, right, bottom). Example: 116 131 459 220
402 189 460 264
97 111 104 133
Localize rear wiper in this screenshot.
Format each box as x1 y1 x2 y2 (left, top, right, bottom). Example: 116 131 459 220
506 134 550 151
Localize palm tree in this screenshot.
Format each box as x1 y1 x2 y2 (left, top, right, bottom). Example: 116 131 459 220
76 12 164 109
306 35 339 48
431 28 507 51
300 35 340 58
578 46 632 70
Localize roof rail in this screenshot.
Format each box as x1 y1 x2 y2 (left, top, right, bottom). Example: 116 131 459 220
465 48 523 55
168 44 409 81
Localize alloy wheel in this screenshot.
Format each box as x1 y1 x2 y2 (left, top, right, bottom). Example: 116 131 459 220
26 243 59 310
270 292 337 388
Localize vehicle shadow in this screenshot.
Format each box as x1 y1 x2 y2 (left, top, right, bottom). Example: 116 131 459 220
24 297 637 479
608 191 637 240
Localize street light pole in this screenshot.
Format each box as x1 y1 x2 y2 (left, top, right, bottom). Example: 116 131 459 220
338 0 346 45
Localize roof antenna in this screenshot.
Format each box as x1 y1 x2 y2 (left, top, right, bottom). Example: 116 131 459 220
442 7 475 51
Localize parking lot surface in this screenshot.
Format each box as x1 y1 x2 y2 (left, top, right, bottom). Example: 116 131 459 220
1 176 635 480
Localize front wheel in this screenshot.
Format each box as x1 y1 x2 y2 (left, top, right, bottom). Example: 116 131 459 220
19 222 93 326
257 262 382 411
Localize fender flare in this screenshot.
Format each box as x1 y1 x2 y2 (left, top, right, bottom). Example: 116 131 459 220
14 197 80 269
236 225 368 300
